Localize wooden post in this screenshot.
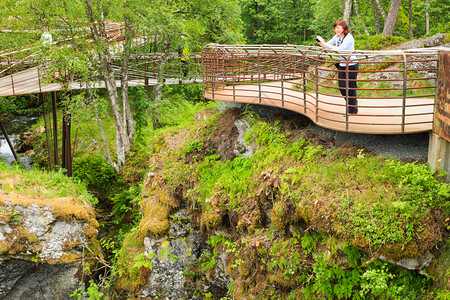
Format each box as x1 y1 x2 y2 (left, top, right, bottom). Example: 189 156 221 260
428 50 450 182
52 91 59 167
61 91 73 177
62 112 66 170
41 93 53 171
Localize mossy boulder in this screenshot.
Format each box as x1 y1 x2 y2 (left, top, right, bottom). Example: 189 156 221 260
0 192 100 299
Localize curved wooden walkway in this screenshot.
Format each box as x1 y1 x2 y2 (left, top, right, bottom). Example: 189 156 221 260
205 81 434 134
202 44 441 134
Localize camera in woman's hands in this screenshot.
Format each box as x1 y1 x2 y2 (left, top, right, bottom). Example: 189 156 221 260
316 35 323 43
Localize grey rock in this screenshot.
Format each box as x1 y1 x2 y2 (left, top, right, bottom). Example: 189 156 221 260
0 259 81 300
140 230 204 299
20 204 54 237
40 221 87 260
217 101 243 111
33 126 45 135
379 250 434 270
395 33 447 50
234 119 253 157
0 201 97 299
213 249 232 289
138 207 233 299
139 209 207 299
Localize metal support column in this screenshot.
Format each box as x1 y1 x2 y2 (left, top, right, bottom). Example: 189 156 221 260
0 118 18 162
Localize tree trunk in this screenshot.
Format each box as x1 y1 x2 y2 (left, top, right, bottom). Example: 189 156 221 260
375 0 387 20
121 16 135 144
79 89 118 172
426 0 430 34
409 0 413 39
354 0 370 35
84 0 130 165
371 0 381 34
382 0 401 36
94 102 118 172
343 0 353 25
349 20 361 35
152 35 170 130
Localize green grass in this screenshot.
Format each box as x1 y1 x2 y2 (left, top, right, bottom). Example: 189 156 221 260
0 162 96 205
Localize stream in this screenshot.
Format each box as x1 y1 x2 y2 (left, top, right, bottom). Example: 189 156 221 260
0 114 40 168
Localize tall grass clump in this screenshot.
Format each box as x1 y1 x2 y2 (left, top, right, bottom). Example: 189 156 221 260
0 161 97 205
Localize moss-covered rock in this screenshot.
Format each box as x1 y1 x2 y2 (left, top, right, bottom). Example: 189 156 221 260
0 191 100 299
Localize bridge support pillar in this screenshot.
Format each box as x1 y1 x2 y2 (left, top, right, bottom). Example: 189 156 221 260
334 131 351 147
217 101 243 111
428 133 450 183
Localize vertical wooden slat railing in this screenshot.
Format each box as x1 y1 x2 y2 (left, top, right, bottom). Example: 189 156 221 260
257 45 263 104
402 52 408 133
314 51 321 123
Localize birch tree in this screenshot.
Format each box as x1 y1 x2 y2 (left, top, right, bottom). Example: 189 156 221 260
371 0 381 34
353 0 370 35
4 0 242 170
382 0 402 36
375 0 387 20
343 0 353 24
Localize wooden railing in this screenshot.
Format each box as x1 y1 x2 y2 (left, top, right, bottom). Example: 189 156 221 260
202 44 442 134
0 24 203 97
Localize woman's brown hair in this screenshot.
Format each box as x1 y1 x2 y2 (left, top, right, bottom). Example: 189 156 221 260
334 19 349 35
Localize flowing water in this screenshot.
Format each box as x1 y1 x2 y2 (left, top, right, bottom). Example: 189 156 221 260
0 114 40 168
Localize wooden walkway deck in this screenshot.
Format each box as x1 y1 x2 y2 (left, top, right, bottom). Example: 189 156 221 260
204 81 434 134
0 67 200 97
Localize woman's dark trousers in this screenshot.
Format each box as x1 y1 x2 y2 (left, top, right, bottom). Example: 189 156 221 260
337 64 359 114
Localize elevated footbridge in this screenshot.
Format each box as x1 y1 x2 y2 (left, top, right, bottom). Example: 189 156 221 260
202 44 445 134
0 51 201 97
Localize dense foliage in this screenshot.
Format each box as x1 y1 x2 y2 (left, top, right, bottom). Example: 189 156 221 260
0 95 41 117
240 0 449 45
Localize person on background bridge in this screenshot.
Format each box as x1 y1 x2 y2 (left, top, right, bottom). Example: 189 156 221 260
178 36 190 77
316 19 359 115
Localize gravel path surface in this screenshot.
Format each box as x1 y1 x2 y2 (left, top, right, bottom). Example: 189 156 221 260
309 123 429 162
221 102 430 163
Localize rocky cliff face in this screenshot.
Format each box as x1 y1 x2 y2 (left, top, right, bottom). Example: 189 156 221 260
113 106 450 299
0 192 99 300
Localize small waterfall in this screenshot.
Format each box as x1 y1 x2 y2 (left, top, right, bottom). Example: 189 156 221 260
0 115 40 168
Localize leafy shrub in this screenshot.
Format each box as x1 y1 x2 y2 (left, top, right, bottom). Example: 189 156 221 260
111 187 142 230
72 154 125 202
305 251 430 299
164 83 205 103
0 95 40 116
356 34 406 50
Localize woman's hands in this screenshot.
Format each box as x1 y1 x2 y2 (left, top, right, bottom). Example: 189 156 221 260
316 35 325 46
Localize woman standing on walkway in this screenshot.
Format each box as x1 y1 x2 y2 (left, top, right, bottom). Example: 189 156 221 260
316 19 359 115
